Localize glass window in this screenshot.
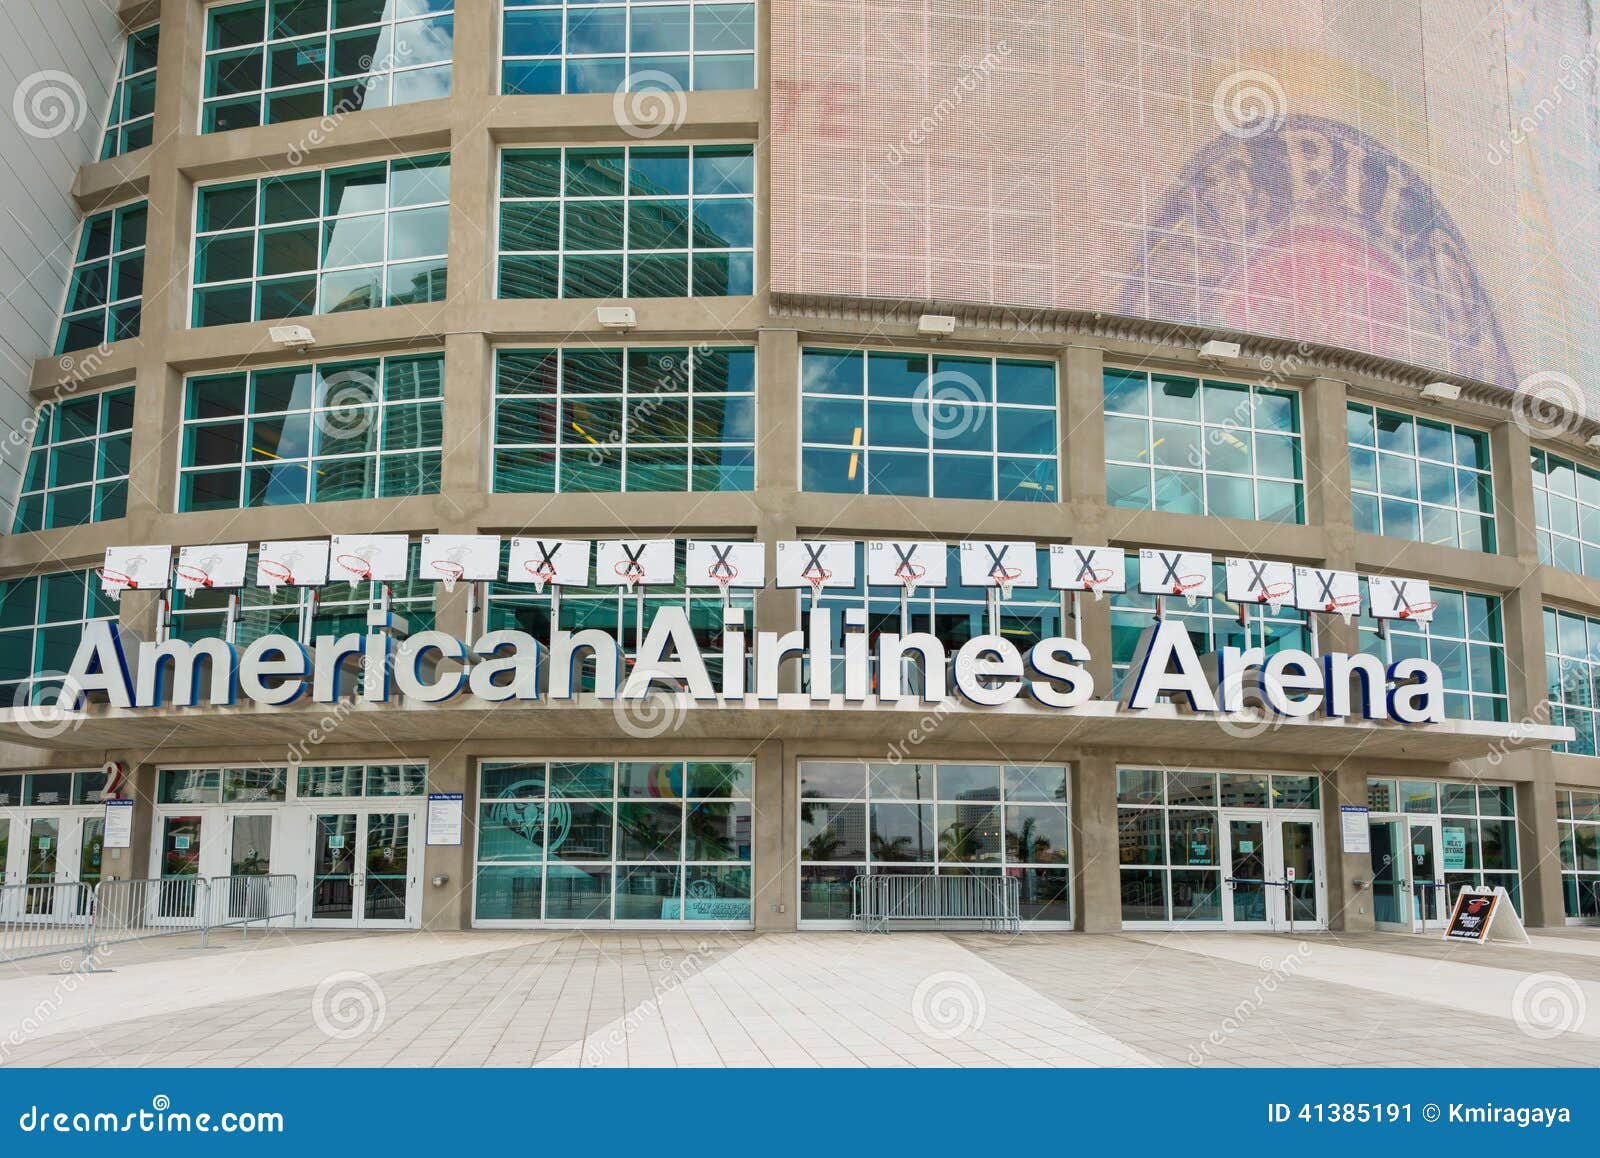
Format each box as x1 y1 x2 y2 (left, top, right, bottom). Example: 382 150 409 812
1119 767 1317 924
169 543 437 645
1544 606 1600 756
100 24 160 158
1559 789 1600 920
192 154 449 326
178 354 442 509
0 570 118 707
498 145 754 299
12 387 135 533
201 1 453 133
1355 585 1507 722
1530 447 1600 579
797 760 1071 926
502 0 755 95
1368 776 1522 914
474 759 752 923
1110 558 1310 694
1349 402 1495 552
802 349 1058 502
494 346 754 493
486 540 752 689
810 544 1061 692
56 201 147 353
1104 369 1303 522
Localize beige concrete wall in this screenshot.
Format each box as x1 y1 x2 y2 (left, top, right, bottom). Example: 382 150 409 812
3 0 1600 934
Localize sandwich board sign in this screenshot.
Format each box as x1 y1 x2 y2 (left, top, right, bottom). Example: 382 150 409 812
1443 886 1529 945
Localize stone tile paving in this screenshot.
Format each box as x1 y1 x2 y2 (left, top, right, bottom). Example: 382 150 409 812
3 928 1597 1068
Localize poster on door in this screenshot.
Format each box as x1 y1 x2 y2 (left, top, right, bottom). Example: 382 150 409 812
1442 826 1467 871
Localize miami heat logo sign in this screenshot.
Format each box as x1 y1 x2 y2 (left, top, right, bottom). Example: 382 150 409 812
1125 116 1514 389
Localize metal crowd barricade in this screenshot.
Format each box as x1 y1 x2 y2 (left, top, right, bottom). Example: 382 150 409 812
0 883 94 963
0 875 299 964
852 873 1020 934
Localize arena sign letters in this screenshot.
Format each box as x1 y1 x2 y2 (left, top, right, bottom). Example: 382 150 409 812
63 609 1445 725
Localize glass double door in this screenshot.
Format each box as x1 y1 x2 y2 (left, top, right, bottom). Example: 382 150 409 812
151 811 278 920
1369 818 1446 930
1 812 103 917
309 809 419 928
1221 812 1325 930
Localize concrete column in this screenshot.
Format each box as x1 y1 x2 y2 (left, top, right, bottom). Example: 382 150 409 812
1072 753 1120 931
1491 420 1549 723
1302 377 1353 537
420 746 473 930
755 329 799 687
1062 346 1112 690
437 331 491 520
1515 758 1566 927
1062 344 1106 511
751 738 793 930
108 759 158 883
1321 760 1375 932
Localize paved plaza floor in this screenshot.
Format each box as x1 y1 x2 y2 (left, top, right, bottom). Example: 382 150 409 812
3 927 1598 1067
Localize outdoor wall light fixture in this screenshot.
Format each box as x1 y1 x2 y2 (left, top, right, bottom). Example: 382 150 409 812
1419 381 1461 402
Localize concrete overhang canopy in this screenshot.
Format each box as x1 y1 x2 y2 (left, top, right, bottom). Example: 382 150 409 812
0 697 1571 762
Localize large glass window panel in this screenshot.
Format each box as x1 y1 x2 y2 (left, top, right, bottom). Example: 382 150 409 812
100 24 160 159
803 349 1057 502
1350 401 1495 552
0 570 117 706
501 0 755 95
493 346 753 493
798 760 1070 924
202 1 453 132
56 202 147 353
1355 584 1506 722
1104 369 1303 522
498 145 753 299
474 759 752 924
178 354 441 509
13 387 135 533
193 155 448 324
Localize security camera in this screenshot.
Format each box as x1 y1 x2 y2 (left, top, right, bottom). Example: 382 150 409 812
268 324 315 353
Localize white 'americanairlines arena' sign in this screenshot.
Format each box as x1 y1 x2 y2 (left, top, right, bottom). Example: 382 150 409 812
63 609 1446 726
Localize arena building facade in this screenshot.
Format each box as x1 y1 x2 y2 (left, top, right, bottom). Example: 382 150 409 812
2 0 1600 936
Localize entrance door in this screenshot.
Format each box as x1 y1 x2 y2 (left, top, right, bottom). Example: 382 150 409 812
156 815 203 920
14 815 90 918
0 817 11 885
1368 820 1408 928
1406 819 1446 929
309 809 418 928
223 814 274 921
1222 812 1326 930
1223 815 1270 927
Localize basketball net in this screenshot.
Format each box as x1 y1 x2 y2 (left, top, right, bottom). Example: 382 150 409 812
526 560 558 594
893 562 926 602
336 553 373 588
1327 594 1362 625
98 568 136 601
260 559 294 594
1081 567 1115 602
802 565 831 602
433 559 465 593
708 560 739 603
173 562 213 597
